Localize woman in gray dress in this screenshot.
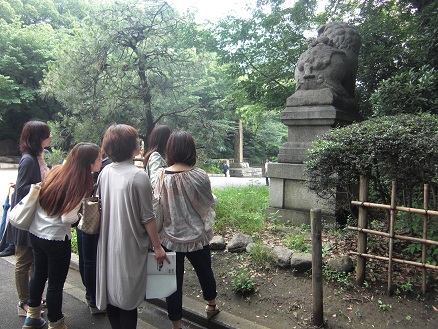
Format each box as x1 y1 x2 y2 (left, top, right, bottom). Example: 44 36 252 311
96 124 169 329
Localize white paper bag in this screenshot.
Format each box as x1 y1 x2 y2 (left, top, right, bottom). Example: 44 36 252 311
145 251 177 299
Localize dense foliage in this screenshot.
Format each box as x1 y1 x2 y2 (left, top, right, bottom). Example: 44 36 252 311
305 114 438 214
0 0 437 165
370 65 438 116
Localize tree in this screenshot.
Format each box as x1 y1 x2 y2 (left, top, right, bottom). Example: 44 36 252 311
0 0 92 143
212 0 321 114
370 65 438 116
323 0 438 118
0 18 59 140
41 0 231 148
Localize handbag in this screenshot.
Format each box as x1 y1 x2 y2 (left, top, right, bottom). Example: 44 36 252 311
8 183 41 231
77 194 101 235
145 251 176 299
152 171 165 232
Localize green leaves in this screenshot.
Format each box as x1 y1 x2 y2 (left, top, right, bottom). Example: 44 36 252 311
370 65 438 116
305 113 438 211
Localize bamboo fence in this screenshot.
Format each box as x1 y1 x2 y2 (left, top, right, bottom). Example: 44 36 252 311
348 176 438 295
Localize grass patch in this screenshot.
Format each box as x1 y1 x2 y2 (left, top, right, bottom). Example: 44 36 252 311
248 243 276 268
283 233 311 253
213 185 268 236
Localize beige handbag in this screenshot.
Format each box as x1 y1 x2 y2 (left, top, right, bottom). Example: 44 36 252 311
77 196 101 235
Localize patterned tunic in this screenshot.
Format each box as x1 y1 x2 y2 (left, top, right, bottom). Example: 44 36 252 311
157 167 216 252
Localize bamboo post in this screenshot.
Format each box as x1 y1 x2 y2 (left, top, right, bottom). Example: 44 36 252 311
311 208 323 327
356 175 369 286
422 184 429 294
387 180 396 295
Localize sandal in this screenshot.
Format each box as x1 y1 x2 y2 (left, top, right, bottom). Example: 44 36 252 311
205 303 220 320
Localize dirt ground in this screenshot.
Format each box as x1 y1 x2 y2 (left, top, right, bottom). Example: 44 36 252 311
183 232 438 329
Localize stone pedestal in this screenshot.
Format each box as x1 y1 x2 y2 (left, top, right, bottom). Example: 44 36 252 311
268 89 360 225
267 163 336 225
230 162 262 178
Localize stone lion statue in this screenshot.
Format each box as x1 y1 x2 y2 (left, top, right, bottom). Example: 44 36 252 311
294 22 361 99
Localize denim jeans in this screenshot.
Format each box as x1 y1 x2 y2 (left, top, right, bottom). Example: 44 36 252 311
76 228 99 307
29 234 71 322
166 245 217 321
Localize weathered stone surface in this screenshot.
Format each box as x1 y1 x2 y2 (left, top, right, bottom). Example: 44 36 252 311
268 178 284 209
210 235 226 250
327 255 354 273
294 22 360 102
290 253 312 273
227 233 253 253
272 246 293 268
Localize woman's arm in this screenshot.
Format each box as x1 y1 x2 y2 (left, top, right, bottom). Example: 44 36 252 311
145 220 170 264
61 203 82 224
147 152 166 187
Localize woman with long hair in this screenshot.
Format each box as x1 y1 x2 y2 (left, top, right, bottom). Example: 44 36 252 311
143 124 172 187
157 131 220 329
22 143 102 329
3 120 51 318
96 124 168 329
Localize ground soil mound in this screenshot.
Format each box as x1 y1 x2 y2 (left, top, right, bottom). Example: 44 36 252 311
183 229 438 328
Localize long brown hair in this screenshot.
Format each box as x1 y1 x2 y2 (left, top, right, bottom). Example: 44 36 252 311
39 143 101 216
143 124 172 167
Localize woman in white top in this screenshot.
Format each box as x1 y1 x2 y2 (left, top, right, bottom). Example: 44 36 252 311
143 124 171 188
22 143 102 329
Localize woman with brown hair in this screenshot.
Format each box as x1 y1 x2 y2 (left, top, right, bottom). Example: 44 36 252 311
2 120 51 318
96 124 168 329
157 131 220 329
22 142 102 329
143 124 172 187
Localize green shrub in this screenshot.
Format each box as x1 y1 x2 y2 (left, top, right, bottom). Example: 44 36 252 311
370 65 438 117
305 113 438 215
229 266 255 296
199 164 222 174
44 148 67 167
